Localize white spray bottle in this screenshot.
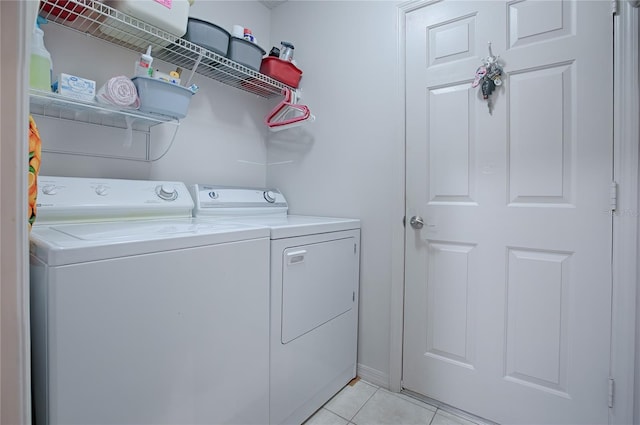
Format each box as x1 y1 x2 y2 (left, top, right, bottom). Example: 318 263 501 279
134 45 154 77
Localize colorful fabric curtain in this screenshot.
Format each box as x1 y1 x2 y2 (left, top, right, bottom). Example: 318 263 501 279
29 115 42 231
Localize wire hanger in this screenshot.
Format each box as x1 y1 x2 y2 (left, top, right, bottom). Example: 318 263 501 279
264 88 316 132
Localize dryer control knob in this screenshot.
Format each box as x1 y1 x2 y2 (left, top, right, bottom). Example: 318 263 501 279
156 184 178 201
41 185 57 195
95 185 109 196
264 190 276 203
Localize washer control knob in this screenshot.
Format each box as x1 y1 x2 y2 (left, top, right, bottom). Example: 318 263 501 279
156 184 178 201
41 185 57 195
264 190 277 203
95 185 109 196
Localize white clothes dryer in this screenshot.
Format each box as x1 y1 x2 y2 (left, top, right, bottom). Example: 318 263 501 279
30 176 271 425
189 185 361 425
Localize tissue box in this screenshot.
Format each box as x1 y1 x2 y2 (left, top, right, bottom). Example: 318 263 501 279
57 73 96 102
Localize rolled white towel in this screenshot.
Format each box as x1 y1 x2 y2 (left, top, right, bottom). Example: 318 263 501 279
96 76 140 108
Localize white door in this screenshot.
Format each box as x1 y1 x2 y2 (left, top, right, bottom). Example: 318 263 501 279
403 1 614 424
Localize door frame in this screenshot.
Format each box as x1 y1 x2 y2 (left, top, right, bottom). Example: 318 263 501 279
0 0 35 423
389 1 639 423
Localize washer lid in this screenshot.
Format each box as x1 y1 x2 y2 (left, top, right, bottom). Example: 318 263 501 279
30 219 270 266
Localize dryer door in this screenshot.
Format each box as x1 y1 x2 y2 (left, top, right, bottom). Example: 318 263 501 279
281 236 358 344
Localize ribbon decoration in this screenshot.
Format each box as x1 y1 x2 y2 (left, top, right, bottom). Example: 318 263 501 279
472 42 504 114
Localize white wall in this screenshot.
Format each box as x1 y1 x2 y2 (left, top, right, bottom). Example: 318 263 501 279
38 1 273 188
149 0 273 187
266 1 402 387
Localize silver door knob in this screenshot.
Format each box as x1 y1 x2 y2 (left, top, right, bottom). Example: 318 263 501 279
410 216 424 229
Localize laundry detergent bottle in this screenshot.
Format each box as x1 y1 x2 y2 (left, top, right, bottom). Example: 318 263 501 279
30 17 53 92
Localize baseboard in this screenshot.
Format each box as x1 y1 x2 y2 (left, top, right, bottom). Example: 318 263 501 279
356 363 389 389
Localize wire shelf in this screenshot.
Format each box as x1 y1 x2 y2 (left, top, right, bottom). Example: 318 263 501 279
38 0 292 99
29 89 179 130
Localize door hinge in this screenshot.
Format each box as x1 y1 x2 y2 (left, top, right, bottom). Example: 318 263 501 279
402 216 406 227
610 181 618 212
608 377 615 408
611 0 619 15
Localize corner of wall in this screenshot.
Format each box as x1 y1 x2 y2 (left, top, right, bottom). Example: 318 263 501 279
357 363 390 390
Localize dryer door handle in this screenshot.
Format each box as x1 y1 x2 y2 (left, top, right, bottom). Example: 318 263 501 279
286 250 307 265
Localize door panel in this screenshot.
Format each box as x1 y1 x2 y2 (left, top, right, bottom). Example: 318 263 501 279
505 248 571 393
425 241 476 366
508 63 574 204
429 84 477 204
403 1 613 423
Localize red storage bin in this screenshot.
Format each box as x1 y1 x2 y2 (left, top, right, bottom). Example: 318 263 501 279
260 57 302 88
40 0 86 21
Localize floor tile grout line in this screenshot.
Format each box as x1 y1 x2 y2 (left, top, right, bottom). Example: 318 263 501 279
350 386 439 425
345 386 381 423
322 380 483 425
321 383 380 423
323 408 354 424
383 389 439 425
428 408 439 425
349 387 380 425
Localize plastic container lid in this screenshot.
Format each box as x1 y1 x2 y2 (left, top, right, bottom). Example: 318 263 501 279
184 18 230 56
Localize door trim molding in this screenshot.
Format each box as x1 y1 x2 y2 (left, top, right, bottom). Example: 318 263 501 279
0 1 35 423
391 0 443 394
391 2 639 423
611 3 639 424
389 0 435 393
391 0 441 394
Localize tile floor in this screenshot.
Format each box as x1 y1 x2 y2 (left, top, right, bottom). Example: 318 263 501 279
304 379 485 425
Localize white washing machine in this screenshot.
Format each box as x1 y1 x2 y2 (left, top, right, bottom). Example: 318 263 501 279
189 185 361 425
30 176 271 425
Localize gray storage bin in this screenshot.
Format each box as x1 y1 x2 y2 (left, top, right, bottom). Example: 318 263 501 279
184 18 230 56
131 76 193 119
228 37 266 71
